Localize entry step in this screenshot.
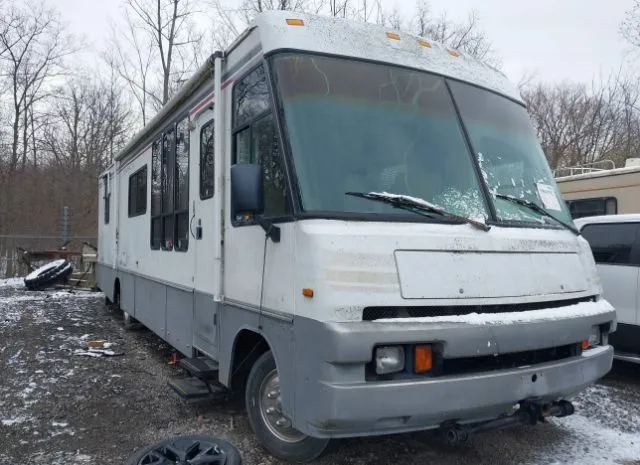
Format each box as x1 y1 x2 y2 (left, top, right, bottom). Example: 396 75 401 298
167 377 227 402
614 351 640 365
179 356 219 380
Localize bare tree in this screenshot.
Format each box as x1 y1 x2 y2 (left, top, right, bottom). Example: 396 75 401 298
521 75 640 171
0 0 76 172
125 0 203 106
105 10 156 126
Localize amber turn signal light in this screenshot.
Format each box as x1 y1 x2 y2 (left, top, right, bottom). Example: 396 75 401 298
581 340 589 350
415 345 433 373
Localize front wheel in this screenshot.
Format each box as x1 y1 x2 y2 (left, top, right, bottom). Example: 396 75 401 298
245 351 333 463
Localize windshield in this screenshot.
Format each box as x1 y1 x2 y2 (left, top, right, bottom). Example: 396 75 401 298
272 53 569 226
449 81 573 224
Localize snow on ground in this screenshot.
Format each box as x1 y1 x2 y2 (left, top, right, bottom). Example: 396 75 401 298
0 277 23 288
533 383 640 464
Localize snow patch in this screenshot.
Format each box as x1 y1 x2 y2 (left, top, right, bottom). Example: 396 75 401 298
369 191 488 224
0 278 23 287
1 414 35 426
540 414 640 465
374 299 613 325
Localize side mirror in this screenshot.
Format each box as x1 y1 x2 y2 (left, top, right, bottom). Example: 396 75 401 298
231 164 264 218
230 163 281 243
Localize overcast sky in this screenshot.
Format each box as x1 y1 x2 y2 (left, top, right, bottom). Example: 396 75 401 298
55 0 637 86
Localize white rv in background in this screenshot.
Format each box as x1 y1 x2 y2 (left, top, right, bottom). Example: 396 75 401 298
97 11 616 462
557 158 640 218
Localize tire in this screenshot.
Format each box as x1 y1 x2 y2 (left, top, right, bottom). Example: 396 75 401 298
246 351 333 463
24 259 73 291
124 434 241 465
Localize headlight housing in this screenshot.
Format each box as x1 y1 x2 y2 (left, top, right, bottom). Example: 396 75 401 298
375 346 405 375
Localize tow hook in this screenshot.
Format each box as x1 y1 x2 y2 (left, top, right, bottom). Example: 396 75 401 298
440 400 575 445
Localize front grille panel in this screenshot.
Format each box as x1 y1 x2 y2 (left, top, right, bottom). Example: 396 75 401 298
362 296 595 321
442 343 581 376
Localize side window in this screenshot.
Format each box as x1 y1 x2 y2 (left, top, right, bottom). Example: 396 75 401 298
234 66 271 127
568 197 617 219
150 140 162 249
232 66 289 220
102 175 110 224
200 119 214 199
581 222 640 265
128 166 147 217
161 128 175 250
174 117 190 251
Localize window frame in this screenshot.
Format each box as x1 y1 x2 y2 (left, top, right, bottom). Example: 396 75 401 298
581 221 640 267
149 112 191 252
200 118 215 200
128 165 148 218
231 63 293 227
173 116 190 252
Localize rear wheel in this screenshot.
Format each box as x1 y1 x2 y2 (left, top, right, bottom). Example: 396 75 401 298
245 351 333 463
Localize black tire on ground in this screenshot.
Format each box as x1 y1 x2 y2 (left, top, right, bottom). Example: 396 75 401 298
246 351 333 463
24 259 73 291
124 434 242 465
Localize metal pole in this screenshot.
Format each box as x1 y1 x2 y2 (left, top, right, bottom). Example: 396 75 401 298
62 206 69 249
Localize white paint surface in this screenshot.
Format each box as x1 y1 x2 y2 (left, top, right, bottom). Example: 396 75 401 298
395 249 587 299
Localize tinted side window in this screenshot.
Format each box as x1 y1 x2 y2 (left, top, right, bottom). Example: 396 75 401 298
128 166 147 217
161 128 175 250
234 66 271 127
568 197 617 219
102 175 110 224
174 117 190 252
150 140 162 249
581 222 640 265
200 120 214 199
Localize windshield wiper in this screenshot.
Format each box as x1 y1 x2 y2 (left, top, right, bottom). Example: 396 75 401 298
494 194 579 235
345 191 490 231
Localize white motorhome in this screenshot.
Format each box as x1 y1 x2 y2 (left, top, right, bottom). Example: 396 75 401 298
97 11 616 462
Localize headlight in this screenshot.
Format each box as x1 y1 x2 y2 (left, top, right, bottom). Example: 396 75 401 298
375 346 405 375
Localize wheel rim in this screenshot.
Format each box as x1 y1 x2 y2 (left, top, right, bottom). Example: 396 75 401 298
258 369 306 443
134 437 228 465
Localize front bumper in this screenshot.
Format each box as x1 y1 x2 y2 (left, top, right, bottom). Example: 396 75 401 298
292 301 616 438
304 345 612 437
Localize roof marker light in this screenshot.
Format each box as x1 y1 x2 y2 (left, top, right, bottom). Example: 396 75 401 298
286 18 305 26
448 49 460 58
386 32 401 40
418 39 432 48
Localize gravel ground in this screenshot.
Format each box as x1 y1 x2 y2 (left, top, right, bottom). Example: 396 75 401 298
0 277 639 465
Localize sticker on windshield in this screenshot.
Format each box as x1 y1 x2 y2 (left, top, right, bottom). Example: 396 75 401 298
536 183 562 211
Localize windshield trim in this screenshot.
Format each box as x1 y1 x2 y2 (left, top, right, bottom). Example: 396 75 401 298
266 50 561 228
